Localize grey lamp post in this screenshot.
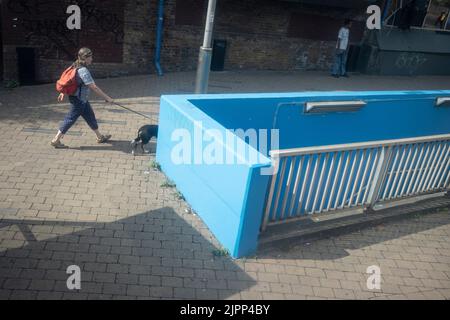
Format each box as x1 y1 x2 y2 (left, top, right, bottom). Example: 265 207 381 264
195 0 217 94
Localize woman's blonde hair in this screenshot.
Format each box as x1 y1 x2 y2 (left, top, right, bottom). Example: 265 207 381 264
72 47 93 68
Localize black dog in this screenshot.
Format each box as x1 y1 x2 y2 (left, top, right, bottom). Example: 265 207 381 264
131 124 158 155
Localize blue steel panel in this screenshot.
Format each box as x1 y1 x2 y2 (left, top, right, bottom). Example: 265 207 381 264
190 90 450 150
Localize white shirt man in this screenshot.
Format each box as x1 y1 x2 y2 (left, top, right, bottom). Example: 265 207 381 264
337 26 350 51
332 20 352 78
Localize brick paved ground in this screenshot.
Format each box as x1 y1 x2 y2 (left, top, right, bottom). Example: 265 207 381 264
0 71 449 299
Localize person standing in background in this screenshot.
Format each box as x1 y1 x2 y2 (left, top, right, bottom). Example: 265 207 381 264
331 19 352 78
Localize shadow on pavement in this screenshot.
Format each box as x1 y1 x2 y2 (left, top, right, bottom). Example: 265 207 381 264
0 102 69 125
69 140 157 155
0 207 255 300
256 207 450 261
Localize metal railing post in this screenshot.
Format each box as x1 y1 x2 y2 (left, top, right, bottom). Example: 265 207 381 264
261 155 280 232
446 175 450 197
364 146 394 212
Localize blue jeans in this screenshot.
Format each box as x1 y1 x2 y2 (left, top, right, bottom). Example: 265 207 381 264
59 96 99 134
332 49 348 76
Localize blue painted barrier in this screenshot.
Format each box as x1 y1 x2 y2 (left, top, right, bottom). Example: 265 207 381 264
156 91 450 258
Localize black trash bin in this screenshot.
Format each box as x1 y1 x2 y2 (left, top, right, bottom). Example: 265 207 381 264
17 47 36 85
211 39 226 71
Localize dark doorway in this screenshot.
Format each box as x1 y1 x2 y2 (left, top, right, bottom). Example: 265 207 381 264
17 47 36 85
346 45 361 72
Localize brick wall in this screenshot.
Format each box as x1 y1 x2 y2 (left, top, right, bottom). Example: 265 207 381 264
159 0 367 73
1 0 369 83
1 0 155 83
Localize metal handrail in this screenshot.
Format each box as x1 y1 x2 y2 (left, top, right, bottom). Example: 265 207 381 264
270 134 450 158
437 98 450 107
261 133 450 231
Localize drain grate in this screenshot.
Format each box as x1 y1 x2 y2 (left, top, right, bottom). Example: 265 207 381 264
22 127 82 136
97 119 127 125
0 208 19 214
209 84 233 89
106 109 157 117
106 109 127 113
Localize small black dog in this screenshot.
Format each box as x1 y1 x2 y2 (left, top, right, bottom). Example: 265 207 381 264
131 124 158 155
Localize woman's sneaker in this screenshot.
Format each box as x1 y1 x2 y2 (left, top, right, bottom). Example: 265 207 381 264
97 134 112 143
50 140 68 149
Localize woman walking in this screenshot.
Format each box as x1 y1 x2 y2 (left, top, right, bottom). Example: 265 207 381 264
51 47 113 148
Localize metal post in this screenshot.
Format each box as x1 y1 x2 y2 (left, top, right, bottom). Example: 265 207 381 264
195 0 217 94
261 156 280 232
421 0 432 28
445 12 450 31
382 0 392 24
154 0 164 76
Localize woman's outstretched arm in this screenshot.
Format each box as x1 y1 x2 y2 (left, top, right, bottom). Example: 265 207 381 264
88 83 114 103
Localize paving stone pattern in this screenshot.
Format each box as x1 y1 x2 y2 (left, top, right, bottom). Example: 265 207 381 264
1 71 450 299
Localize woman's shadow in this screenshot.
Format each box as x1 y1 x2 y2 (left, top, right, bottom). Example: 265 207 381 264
71 139 157 155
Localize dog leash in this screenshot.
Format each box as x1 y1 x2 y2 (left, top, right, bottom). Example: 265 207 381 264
111 102 153 120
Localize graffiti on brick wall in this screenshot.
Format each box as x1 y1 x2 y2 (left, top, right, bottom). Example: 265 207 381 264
6 0 124 61
394 53 428 74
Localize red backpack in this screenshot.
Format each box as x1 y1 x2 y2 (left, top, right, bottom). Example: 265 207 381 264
56 66 78 95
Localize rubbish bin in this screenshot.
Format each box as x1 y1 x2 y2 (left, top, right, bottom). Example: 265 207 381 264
211 39 226 71
17 47 36 85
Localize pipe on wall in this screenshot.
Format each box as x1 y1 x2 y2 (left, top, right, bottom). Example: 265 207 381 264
154 0 164 76
382 0 393 23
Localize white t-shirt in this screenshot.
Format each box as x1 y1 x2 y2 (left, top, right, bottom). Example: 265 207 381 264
337 27 350 50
